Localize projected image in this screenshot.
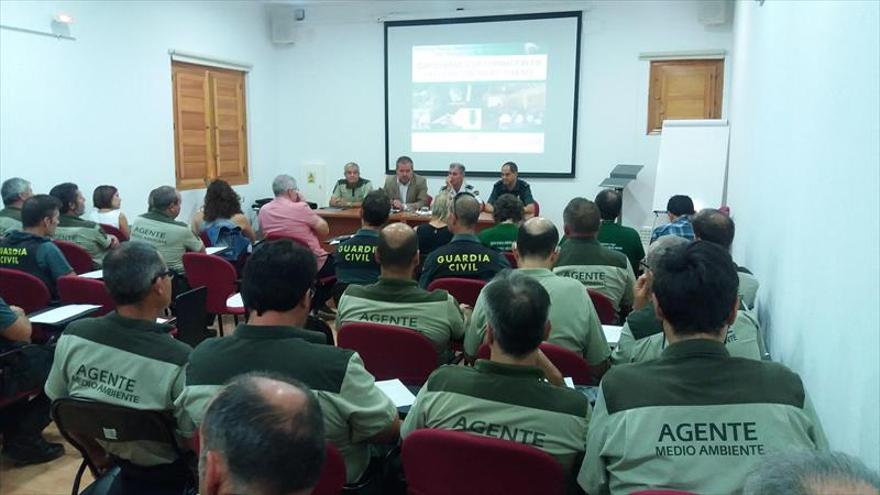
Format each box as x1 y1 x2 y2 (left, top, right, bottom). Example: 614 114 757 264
411 43 547 154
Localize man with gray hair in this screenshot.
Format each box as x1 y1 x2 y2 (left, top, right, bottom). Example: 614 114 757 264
0 177 33 235
743 451 879 495
439 162 483 204
329 162 373 208
403 271 591 485
45 241 193 489
199 373 326 495
130 185 204 277
259 174 331 273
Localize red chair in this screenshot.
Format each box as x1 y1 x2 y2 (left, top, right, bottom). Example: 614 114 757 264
427 277 486 307
588 288 617 325
425 194 433 208
312 442 346 495
58 276 115 316
198 231 212 248
264 233 335 286
0 268 50 314
477 341 596 385
532 201 540 216
182 252 244 336
337 322 437 386
402 428 564 495
53 240 94 274
99 223 128 242
503 251 517 268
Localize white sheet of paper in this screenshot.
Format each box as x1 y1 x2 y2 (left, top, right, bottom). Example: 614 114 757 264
375 379 416 408
156 318 170 324
603 325 622 345
206 246 228 255
79 270 103 279
30 304 101 324
226 293 243 309
564 377 575 389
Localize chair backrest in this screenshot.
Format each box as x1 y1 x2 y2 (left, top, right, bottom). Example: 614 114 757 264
402 429 564 495
182 252 237 314
199 231 212 248
99 223 128 242
588 288 618 325
53 240 94 274
425 194 433 207
57 276 115 316
337 322 437 386
174 286 209 348
503 251 518 268
426 277 486 307
311 442 346 495
476 342 595 385
0 268 50 314
533 201 540 216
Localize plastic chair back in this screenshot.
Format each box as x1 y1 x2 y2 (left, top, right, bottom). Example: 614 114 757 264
533 201 540 216
337 322 437 386
99 223 127 242
0 268 51 314
199 231 212 248
57 276 115 316
402 429 564 495
312 442 346 495
425 194 433 207
477 341 595 385
588 288 618 325
174 286 209 348
503 251 518 268
182 253 237 314
426 277 486 307
53 240 94 274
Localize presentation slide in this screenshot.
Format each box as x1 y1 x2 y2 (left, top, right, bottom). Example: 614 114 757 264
386 13 581 177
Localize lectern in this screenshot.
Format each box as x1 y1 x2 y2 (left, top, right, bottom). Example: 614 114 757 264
598 164 643 224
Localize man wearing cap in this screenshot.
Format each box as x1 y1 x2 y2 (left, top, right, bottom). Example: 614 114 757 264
486 161 536 214
0 177 32 236
49 182 118 269
329 162 373 208
650 194 696 243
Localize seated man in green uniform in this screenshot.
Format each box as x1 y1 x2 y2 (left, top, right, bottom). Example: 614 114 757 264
692 208 760 310
0 195 74 300
612 236 764 364
333 189 390 288
130 185 205 279
49 182 118 268
485 161 536 214
478 194 523 251
337 222 466 362
45 241 194 490
467 217 610 380
554 197 635 318
595 189 644 276
419 192 510 288
178 240 399 484
403 271 591 486
0 177 33 236
329 162 373 208
578 241 827 495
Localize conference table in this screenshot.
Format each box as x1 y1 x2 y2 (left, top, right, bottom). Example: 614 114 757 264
317 207 497 251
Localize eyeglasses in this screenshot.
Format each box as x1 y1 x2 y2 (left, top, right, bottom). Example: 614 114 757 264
152 269 175 283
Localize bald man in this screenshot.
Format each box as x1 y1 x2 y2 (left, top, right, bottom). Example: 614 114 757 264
692 208 760 310
466 218 610 380
337 223 466 362
199 373 325 495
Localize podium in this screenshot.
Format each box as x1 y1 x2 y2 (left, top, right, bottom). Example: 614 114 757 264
598 164 643 224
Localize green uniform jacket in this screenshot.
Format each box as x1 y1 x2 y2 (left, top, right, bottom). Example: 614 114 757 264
337 278 465 363
465 268 610 365
402 360 591 474
334 228 380 285
44 312 192 466
553 238 635 314
130 211 204 274
330 178 373 206
418 234 511 288
53 214 113 268
177 324 397 483
738 270 760 310
477 222 518 252
597 220 645 276
579 339 827 495
0 207 22 236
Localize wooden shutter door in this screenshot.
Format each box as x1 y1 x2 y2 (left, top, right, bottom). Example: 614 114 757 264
647 59 724 134
172 63 213 189
209 70 248 185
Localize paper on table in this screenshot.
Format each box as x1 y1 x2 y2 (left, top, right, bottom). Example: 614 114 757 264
206 246 228 255
30 304 101 324
226 293 243 309
375 379 416 408
79 270 103 279
603 325 622 345
564 377 575 389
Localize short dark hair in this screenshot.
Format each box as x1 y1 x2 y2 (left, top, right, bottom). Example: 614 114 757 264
502 161 518 173
377 223 418 270
103 241 166 305
149 186 179 211
201 372 325 495
667 195 695 216
203 180 243 222
49 182 79 215
595 189 622 221
652 241 739 335
692 208 735 250
21 194 61 228
242 240 316 316
451 193 480 228
563 197 600 235
483 270 550 357
92 185 118 209
395 156 413 168
517 218 559 259
361 190 391 227
492 194 524 224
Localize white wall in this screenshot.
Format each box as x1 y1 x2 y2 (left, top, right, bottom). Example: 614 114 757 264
272 0 733 229
727 0 880 469
0 0 278 221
